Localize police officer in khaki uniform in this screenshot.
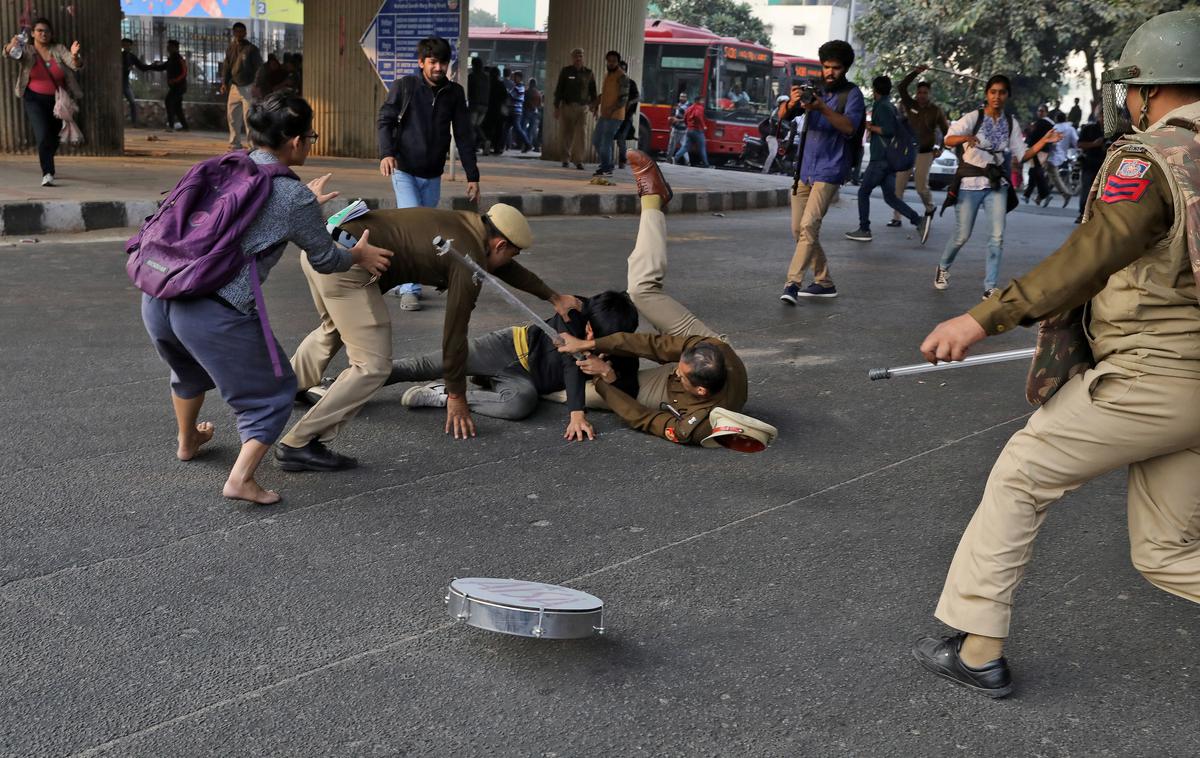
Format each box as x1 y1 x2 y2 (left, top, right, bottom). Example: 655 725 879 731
279 205 580 471
553 48 597 170
911 9 1200 697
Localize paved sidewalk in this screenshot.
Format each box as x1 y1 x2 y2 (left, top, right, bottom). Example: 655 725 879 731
0 129 794 236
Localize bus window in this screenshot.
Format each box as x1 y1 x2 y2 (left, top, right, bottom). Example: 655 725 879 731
710 57 773 120
644 43 706 105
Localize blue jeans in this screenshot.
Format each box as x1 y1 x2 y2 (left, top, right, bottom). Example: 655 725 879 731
939 188 1007 290
506 111 531 149
123 78 138 123
675 129 710 167
390 171 442 296
858 160 919 230
592 117 622 172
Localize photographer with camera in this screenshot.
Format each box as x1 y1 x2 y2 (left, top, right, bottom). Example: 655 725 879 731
777 40 865 302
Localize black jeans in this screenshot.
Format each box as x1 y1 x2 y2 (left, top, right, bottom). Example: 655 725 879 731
1078 165 1100 217
1024 161 1050 201
165 86 188 129
22 88 61 176
858 160 920 230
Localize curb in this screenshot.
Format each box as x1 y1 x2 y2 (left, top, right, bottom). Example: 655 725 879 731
0 187 793 237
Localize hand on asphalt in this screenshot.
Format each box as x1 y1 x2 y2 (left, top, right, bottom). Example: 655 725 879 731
445 395 476 439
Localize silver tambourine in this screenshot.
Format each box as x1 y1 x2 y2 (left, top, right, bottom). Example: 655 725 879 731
444 577 605 639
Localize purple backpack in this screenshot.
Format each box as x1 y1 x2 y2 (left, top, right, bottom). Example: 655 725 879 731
126 152 299 376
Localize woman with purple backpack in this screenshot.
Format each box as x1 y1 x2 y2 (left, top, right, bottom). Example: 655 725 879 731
137 92 393 504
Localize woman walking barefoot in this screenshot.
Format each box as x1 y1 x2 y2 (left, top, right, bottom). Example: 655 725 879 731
139 92 392 504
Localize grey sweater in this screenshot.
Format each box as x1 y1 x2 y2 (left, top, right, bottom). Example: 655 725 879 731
217 150 353 312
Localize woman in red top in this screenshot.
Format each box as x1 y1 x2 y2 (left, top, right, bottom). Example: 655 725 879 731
4 17 83 186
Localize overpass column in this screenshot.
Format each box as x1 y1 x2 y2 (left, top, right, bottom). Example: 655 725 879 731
543 0 647 164
0 0 124 157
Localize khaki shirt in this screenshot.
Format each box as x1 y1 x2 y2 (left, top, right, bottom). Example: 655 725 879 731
341 208 555 395
898 70 949 152
591 334 747 445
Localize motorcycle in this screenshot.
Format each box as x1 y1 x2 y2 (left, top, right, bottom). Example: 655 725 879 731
739 110 799 175
739 115 773 172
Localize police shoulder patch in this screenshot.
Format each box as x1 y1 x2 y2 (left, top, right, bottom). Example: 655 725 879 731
1114 157 1151 179
1101 173 1152 204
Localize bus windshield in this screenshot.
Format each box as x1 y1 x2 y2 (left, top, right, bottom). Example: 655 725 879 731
709 56 773 121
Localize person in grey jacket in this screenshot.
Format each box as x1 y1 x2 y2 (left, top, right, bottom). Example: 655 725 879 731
139 92 393 505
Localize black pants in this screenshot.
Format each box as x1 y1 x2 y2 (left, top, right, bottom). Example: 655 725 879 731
22 88 60 176
1078 165 1099 217
1024 161 1050 201
165 86 188 130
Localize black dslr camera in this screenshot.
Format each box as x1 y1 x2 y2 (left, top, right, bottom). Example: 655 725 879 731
792 78 822 105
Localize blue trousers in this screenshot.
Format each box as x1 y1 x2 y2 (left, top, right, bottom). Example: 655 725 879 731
674 129 710 167
390 171 442 296
141 294 297 444
939 188 1007 290
858 160 920 230
592 117 622 172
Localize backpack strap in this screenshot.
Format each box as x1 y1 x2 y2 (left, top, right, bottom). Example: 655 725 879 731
397 74 418 127
835 88 849 114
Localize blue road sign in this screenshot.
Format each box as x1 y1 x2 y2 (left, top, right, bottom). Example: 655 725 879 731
360 0 462 88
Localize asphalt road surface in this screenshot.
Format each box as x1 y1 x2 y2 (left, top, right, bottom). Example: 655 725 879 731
2 198 1195 757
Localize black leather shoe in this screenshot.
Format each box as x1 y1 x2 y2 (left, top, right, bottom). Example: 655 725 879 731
275 440 358 472
912 633 1013 698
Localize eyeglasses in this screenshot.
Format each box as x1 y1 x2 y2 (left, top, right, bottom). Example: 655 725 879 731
33 28 51 34
304 132 319 144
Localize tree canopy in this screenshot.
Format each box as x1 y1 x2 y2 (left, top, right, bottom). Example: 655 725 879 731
654 0 772 46
854 0 1192 119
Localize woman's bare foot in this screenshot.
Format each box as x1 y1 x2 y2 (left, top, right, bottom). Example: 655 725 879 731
222 477 281 505
177 422 215 461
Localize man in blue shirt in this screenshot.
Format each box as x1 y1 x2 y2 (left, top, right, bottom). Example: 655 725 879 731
777 40 865 302
845 76 929 244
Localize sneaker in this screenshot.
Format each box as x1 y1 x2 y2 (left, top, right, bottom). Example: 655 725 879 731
592 168 606 177
1039 194 1054 208
574 162 584 170
982 288 998 300
401 382 448 408
933 266 949 290
912 633 1013 699
797 282 838 298
779 282 801 305
399 292 421 311
626 149 673 207
41 173 54 187
1074 216 1083 224
561 161 568 168
886 219 902 228
844 228 872 242
919 212 933 245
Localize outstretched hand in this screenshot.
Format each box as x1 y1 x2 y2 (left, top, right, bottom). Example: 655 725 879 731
306 173 339 204
557 332 592 355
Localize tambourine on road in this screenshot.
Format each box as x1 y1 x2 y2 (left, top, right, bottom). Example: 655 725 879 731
869 347 1035 381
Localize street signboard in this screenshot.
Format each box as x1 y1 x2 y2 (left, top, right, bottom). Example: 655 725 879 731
360 0 462 88
120 0 303 22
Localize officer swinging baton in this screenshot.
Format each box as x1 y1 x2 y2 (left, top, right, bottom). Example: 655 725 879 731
869 347 1035 380
432 236 585 360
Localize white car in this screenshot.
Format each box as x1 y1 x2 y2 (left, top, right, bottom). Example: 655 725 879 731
928 149 957 190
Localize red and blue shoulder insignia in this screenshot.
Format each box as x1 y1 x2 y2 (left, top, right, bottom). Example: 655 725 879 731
1101 158 1153 204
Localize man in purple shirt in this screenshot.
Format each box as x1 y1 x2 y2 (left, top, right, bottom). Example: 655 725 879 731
777 40 865 302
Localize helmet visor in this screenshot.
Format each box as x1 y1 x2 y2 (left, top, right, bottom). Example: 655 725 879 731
1101 80 1131 139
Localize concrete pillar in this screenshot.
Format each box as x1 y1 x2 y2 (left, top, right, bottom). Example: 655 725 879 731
305 0 470 160
0 0 124 157
543 0 647 164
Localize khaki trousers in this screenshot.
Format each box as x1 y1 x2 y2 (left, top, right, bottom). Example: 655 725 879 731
281 256 393 447
226 84 251 148
627 208 722 408
559 103 588 164
936 361 1200 639
893 151 935 218
786 181 840 286
544 208 719 410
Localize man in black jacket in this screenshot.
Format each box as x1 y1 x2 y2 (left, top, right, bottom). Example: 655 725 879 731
160 40 188 131
376 36 480 310
380 291 640 441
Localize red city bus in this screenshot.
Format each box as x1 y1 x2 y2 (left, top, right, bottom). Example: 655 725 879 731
468 20 775 162
640 19 774 160
773 53 823 91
